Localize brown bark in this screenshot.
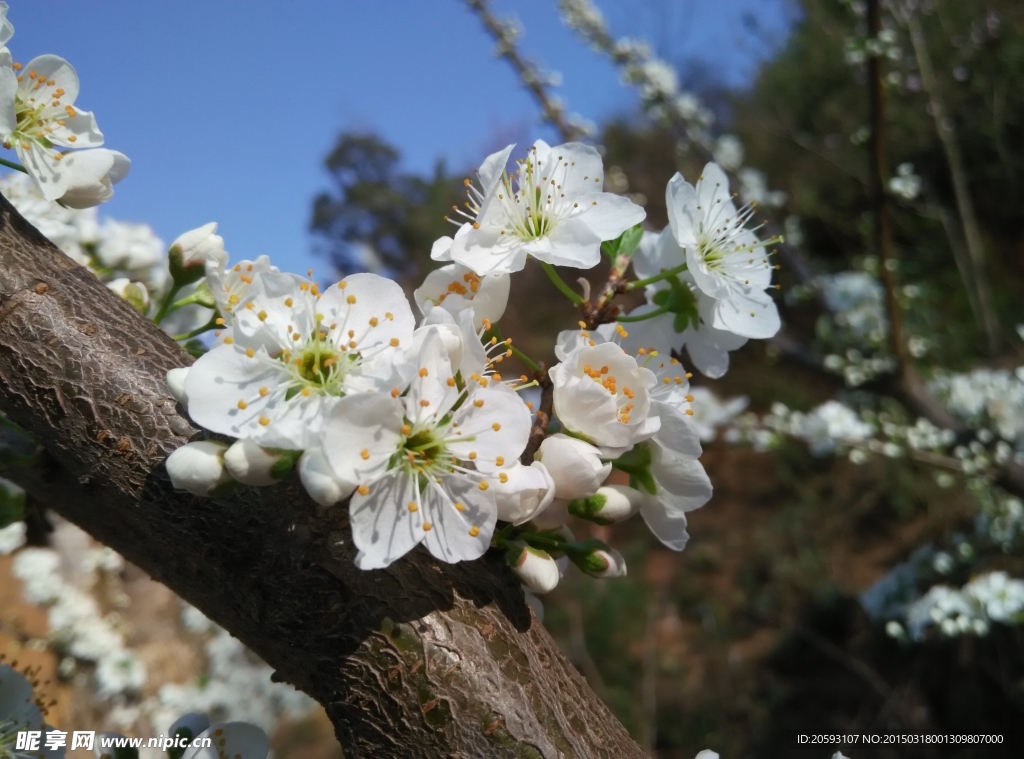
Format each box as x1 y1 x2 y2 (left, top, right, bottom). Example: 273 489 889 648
0 197 645 758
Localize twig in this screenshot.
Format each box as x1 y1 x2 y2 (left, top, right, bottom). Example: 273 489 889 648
895 0 1001 354
465 0 584 143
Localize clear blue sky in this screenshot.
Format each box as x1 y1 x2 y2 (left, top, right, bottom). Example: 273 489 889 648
4 0 794 278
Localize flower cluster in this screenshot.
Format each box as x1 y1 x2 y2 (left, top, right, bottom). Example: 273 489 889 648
0 3 127 207
164 147 779 589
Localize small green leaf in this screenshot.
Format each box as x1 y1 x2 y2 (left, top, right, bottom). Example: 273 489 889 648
601 223 644 260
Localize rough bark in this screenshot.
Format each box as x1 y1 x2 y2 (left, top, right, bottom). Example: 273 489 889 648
0 198 645 759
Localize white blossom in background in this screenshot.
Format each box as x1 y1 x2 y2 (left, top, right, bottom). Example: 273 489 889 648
687 386 749 442
819 271 888 342
930 367 1024 452
889 162 921 200
438 140 645 274
712 134 744 171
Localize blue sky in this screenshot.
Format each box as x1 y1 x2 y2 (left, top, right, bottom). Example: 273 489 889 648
4 0 794 278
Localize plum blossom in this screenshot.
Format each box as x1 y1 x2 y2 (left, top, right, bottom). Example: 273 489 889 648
184 272 414 451
413 262 510 329
665 163 780 339
321 329 532 568
549 340 660 456
0 53 120 205
437 140 645 275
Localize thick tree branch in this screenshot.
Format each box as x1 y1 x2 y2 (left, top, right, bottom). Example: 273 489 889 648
0 198 644 758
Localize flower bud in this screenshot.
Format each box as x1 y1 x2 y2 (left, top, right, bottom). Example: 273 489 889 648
569 538 627 579
166 367 190 405
506 544 561 594
695 751 720 759
568 484 642 525
169 222 225 285
494 461 555 525
107 277 150 313
166 441 234 497
535 434 611 500
298 449 356 507
223 439 300 486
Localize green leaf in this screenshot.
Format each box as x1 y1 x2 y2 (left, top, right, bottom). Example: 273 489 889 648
601 223 644 260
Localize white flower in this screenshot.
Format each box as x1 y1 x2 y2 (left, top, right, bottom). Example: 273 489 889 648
439 140 645 274
95 219 164 271
166 441 234 497
493 461 555 524
550 340 659 456
534 433 610 500
184 272 415 451
205 254 281 317
95 649 146 698
413 263 510 330
687 386 749 441
11 548 61 604
964 571 1024 623
0 54 109 203
50 148 129 209
0 520 25 555
321 329 532 568
694 752 720 759
712 134 744 170
665 163 780 339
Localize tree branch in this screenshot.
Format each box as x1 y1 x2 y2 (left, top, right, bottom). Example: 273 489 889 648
0 198 644 757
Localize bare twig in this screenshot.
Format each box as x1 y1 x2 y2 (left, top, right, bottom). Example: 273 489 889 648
465 0 583 143
895 0 1001 354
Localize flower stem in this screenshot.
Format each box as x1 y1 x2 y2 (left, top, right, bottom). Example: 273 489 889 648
172 317 220 342
152 285 182 325
540 262 586 305
489 325 542 374
0 156 28 174
626 262 688 290
616 305 671 323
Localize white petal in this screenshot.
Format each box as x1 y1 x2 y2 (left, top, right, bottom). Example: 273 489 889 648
351 472 423 569
704 286 780 339
576 191 646 241
665 173 699 248
298 448 356 507
421 474 497 564
448 388 531 471
322 393 403 485
523 217 602 269
639 490 691 551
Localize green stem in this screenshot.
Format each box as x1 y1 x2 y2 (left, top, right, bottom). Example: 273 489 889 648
152 285 182 326
626 262 688 290
540 261 586 305
489 325 541 374
0 156 28 174
616 304 671 323
172 317 219 342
